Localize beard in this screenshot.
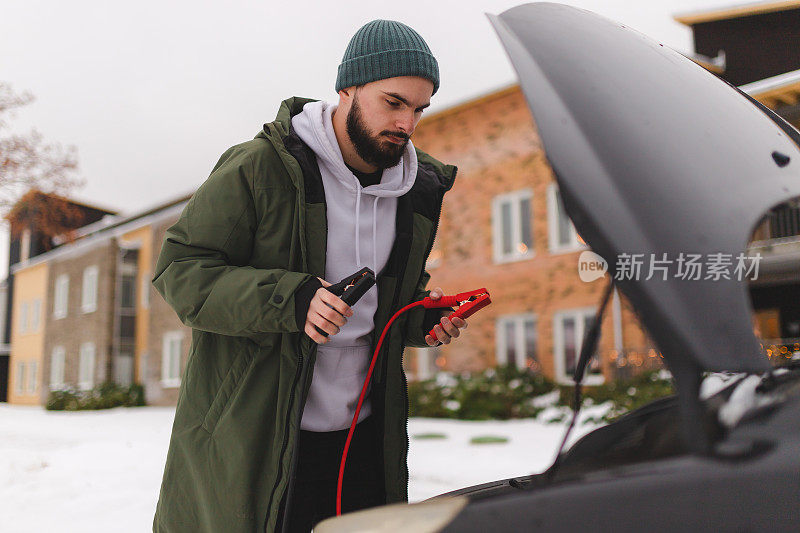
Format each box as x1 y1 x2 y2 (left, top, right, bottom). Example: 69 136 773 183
346 94 409 169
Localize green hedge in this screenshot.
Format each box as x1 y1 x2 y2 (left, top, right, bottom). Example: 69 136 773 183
409 366 674 422
408 365 555 420
46 382 145 411
557 369 675 420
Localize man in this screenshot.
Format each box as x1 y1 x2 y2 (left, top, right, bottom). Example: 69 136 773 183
152 19 464 533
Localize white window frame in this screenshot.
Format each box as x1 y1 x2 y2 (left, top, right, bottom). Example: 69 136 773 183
161 330 184 388
547 184 587 254
78 342 96 390
414 346 441 380
54 274 69 319
492 189 535 264
50 346 66 390
82 265 99 313
20 301 29 334
31 299 41 332
27 361 38 394
495 313 538 371
553 307 604 385
15 362 26 395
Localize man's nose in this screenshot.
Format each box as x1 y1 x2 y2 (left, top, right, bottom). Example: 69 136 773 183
395 112 415 135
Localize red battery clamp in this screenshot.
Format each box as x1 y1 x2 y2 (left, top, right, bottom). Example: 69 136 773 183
335 287 491 516
422 288 492 343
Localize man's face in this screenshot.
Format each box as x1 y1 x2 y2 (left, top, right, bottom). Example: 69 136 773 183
344 76 434 169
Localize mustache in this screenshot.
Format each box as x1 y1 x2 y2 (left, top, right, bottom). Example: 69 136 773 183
381 131 410 141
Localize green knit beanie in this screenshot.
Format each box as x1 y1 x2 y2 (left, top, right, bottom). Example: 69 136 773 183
336 20 440 95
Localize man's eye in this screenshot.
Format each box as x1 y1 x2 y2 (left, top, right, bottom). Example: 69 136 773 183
386 100 401 107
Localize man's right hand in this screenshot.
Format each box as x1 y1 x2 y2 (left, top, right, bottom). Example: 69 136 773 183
304 278 354 344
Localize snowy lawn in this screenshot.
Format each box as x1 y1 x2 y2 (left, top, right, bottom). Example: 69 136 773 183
0 404 605 532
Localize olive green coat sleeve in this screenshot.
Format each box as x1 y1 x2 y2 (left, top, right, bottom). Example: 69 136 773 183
152 145 314 343
401 269 444 348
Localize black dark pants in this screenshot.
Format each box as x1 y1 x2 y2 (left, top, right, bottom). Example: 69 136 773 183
283 416 386 532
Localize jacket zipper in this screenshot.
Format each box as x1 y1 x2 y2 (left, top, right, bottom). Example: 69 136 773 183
265 345 303 533
268 338 314 533
401 171 452 500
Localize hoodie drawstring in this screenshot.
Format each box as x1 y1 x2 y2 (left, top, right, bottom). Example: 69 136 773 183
355 188 362 266
354 189 380 275
372 197 378 274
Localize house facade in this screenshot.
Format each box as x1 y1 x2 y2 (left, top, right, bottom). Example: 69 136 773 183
7 197 191 406
406 86 657 385
404 0 800 383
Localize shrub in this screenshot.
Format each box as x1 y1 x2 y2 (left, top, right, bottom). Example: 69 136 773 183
408 366 674 422
46 382 146 411
408 365 554 420
558 370 674 420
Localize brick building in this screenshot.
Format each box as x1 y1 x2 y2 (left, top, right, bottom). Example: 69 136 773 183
407 86 657 384
7 196 191 406
404 0 800 383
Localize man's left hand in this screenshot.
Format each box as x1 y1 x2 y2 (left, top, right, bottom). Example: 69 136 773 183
425 287 468 346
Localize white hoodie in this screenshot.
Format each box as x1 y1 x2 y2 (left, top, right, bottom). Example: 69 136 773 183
291 100 418 431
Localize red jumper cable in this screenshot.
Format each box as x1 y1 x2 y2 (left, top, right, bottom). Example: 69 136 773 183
335 288 491 516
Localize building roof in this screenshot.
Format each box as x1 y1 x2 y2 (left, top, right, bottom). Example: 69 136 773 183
416 83 520 127
65 192 192 242
11 192 192 274
55 194 119 216
674 0 800 26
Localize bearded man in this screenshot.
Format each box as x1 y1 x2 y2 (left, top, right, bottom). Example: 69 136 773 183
151 19 465 533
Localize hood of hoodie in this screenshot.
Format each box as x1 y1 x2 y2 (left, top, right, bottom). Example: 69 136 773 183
289 100 418 198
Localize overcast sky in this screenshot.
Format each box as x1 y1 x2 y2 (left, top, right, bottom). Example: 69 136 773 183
1 0 746 274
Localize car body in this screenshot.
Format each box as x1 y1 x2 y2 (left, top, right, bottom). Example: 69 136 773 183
317 3 800 531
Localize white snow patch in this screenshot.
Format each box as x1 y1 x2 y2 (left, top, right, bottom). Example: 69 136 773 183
1 404 605 531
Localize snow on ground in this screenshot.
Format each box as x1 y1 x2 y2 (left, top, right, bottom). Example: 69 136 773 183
0 404 605 532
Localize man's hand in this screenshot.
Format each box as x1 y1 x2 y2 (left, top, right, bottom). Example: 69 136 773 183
305 278 353 344
424 287 468 346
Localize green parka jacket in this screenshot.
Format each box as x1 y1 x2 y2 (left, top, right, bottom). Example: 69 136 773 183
151 96 457 533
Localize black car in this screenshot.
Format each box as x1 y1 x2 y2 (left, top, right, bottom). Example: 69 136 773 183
317 3 800 531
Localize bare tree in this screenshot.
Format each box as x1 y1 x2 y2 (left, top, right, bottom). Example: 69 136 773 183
0 82 84 240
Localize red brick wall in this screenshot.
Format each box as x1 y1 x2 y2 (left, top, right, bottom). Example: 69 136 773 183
410 85 657 381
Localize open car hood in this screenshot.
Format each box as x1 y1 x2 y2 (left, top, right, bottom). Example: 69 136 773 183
488 3 800 375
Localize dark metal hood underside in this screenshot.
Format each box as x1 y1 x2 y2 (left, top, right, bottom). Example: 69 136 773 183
488 3 800 373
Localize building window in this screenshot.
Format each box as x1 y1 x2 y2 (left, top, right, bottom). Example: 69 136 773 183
496 314 538 371
162 331 184 388
82 265 99 313
547 184 586 254
492 189 534 263
54 274 69 319
15 362 26 395
50 346 66 390
27 361 38 394
553 308 604 385
20 301 29 334
140 272 151 309
121 273 136 309
415 346 442 380
78 342 96 390
31 299 41 332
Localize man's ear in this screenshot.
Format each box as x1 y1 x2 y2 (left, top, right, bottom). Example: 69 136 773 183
339 86 360 104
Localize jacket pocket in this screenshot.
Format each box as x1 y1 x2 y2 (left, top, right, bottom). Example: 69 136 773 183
201 349 254 434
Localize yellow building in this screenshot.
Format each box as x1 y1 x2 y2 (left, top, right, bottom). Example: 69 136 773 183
8 261 49 405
